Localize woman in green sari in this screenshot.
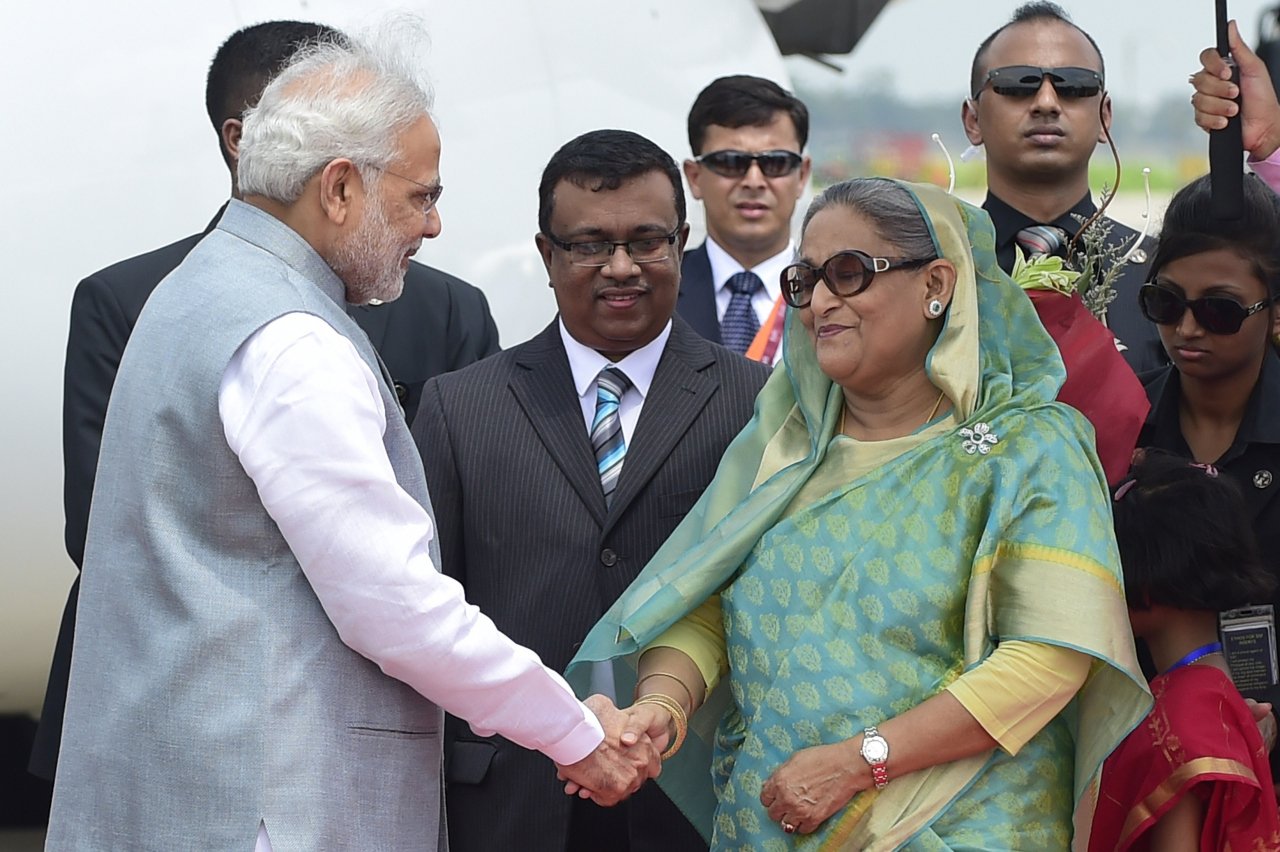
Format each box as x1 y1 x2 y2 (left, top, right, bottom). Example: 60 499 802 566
566 178 1150 850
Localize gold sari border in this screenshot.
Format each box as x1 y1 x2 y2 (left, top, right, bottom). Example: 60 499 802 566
1118 756 1259 847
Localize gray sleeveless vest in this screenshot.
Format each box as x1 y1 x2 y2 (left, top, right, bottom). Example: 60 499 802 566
48 201 446 852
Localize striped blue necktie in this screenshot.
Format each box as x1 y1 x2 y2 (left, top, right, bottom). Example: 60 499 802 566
592 367 633 507
721 271 763 353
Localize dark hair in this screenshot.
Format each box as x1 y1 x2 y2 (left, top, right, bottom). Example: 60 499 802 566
537 129 685 236
1150 173 1280 300
970 2 1106 99
1113 449 1274 611
205 21 345 164
686 75 810 155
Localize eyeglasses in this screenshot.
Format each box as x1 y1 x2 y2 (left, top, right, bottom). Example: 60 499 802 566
367 164 444 214
973 65 1104 100
545 228 681 267
695 149 803 179
1138 282 1272 335
780 250 935 308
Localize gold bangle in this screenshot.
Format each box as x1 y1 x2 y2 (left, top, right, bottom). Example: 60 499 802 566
633 671 695 709
633 693 688 760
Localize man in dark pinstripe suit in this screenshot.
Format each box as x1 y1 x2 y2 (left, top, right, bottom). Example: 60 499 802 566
412 130 770 852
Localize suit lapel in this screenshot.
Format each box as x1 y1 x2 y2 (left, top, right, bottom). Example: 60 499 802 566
605 321 719 534
678 244 722 344
511 324 608 527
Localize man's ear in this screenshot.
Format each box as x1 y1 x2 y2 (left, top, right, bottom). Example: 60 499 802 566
1098 92 1114 144
318 158 361 226
682 158 704 201
961 99 983 146
535 232 555 277
797 155 813 198
221 118 243 162
675 222 692 261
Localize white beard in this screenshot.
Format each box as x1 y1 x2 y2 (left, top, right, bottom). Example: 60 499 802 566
329 188 415 305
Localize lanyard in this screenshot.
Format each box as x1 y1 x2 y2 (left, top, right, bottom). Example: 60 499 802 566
1164 641 1223 674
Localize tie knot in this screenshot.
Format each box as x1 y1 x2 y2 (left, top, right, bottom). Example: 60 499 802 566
1015 225 1068 259
596 367 632 400
727 270 764 296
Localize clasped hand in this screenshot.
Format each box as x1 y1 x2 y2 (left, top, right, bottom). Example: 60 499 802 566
554 695 672 806
759 741 868 836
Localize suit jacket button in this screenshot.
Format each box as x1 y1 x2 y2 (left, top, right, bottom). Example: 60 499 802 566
394 381 409 404
600 548 618 567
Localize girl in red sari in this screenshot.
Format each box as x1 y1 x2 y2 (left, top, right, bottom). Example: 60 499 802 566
1092 449 1280 851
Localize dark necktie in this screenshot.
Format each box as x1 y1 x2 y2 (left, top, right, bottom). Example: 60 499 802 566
722 271 764 353
591 367 633 507
1015 225 1069 259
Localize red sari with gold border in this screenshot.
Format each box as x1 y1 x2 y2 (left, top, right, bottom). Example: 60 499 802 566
1091 665 1280 851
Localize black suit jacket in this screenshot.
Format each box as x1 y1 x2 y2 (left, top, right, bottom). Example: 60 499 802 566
677 243 722 344
29 212 500 780
412 317 769 852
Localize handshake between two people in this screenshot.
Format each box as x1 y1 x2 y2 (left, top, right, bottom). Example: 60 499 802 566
553 694 680 806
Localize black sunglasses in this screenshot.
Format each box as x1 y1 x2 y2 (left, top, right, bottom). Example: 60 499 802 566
1138 282 1272 335
696 149 803 179
973 65 1104 99
781 250 934 308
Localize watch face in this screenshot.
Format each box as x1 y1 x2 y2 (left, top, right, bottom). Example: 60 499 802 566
862 737 889 764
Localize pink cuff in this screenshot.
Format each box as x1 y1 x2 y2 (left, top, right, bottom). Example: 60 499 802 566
538 711 605 766
1248 147 1280 194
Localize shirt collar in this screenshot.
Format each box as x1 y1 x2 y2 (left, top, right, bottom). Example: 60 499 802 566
704 236 792 301
984 191 1097 252
557 318 673 402
1145 354 1280 457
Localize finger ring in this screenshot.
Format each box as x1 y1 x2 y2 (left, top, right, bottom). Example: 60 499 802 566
782 821 797 834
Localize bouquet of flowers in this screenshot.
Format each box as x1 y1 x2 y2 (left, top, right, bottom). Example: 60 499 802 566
1010 224 1149 486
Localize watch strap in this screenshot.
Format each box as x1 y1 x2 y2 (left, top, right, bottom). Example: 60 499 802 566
861 725 890 790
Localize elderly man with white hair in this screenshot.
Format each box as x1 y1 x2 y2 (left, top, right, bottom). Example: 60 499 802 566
45 28 657 852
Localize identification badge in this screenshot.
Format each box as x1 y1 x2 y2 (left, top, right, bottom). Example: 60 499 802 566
1220 605 1279 694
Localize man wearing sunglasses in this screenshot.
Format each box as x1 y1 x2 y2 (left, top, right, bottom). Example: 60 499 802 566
412 130 770 852
962 1 1163 374
678 75 811 366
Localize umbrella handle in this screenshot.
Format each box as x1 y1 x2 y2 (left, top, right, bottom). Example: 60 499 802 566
1210 0 1245 218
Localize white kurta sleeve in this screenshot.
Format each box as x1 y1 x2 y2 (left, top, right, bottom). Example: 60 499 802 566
219 312 603 765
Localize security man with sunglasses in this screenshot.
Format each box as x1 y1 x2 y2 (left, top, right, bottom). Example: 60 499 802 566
678 75 811 366
963 1 1164 374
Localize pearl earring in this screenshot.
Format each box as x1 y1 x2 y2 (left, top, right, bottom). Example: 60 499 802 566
928 299 944 317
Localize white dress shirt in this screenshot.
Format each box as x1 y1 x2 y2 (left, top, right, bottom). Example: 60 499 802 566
558 318 672 441
221 313 604 852
705 236 794 328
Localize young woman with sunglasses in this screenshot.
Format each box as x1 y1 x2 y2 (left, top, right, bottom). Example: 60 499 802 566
1137 174 1280 779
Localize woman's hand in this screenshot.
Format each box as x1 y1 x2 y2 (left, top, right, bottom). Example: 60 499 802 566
1246 698 1277 751
759 740 868 835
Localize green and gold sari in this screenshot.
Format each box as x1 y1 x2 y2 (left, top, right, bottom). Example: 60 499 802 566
568 181 1150 850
